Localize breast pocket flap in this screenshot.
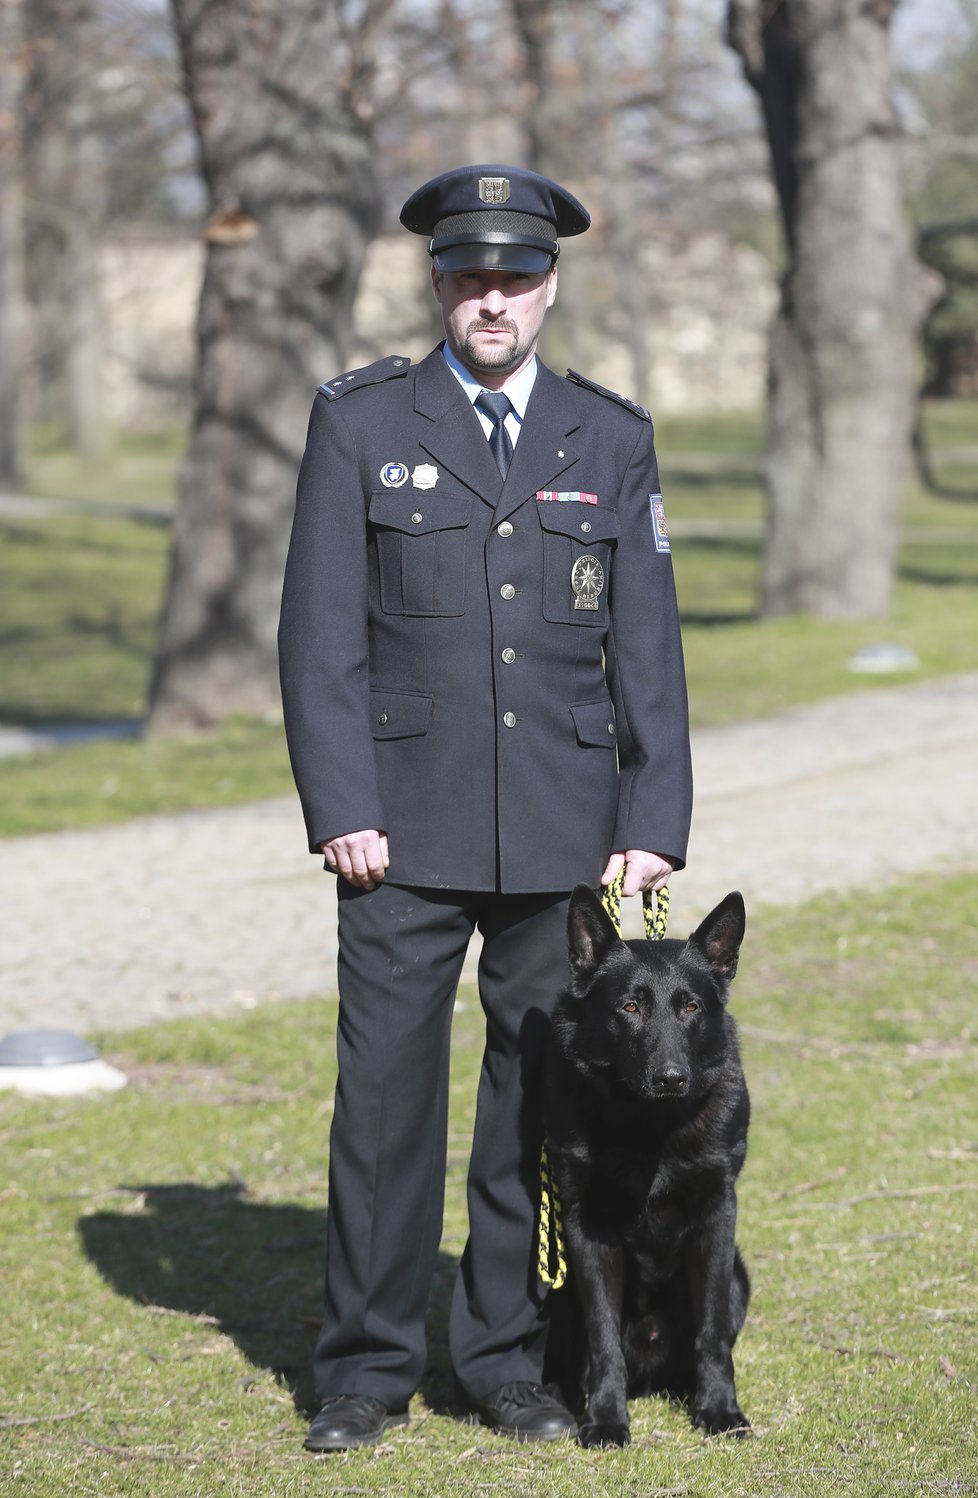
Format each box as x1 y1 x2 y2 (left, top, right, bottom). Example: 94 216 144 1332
537 503 619 543
369 492 473 535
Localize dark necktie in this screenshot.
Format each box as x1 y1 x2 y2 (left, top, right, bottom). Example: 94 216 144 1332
475 390 515 478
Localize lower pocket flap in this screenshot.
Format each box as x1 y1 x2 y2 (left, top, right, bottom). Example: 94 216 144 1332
370 689 434 739
570 700 618 747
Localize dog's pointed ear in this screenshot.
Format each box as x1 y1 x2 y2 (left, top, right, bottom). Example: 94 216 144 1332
688 892 746 991
567 884 622 979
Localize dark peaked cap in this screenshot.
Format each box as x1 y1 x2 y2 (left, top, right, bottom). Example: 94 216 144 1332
400 163 590 273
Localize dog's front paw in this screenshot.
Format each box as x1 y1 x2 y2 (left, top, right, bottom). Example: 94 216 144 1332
578 1420 631 1449
692 1404 750 1438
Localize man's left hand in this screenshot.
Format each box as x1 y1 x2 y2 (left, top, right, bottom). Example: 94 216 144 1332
601 850 675 897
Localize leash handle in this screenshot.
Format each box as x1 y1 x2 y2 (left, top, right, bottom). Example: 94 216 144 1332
600 867 669 941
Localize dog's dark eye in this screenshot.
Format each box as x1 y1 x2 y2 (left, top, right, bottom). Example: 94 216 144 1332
622 1001 640 1014
682 999 699 1015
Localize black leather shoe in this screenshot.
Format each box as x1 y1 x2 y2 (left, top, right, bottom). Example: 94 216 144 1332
304 1394 409 1451
471 1381 577 1442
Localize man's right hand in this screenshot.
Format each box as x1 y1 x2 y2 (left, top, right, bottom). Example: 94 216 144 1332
320 830 389 891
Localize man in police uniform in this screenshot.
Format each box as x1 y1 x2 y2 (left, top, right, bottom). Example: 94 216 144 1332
278 164 692 1450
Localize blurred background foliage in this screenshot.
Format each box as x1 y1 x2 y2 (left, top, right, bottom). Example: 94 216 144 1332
0 0 976 779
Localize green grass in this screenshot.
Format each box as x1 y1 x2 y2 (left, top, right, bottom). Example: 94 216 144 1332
0 512 169 726
657 399 978 526
0 719 295 836
674 540 978 726
1 407 977 837
24 425 182 510
1 873 976 1495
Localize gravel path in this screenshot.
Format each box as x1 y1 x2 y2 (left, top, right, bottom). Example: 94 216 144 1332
2 673 977 1036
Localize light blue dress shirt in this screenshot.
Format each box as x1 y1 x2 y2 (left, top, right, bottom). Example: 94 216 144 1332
442 343 538 452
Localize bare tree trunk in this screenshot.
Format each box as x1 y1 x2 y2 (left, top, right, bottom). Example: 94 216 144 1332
509 0 549 172
64 100 105 458
22 0 107 457
729 0 929 618
507 0 591 375
0 0 25 488
147 0 382 732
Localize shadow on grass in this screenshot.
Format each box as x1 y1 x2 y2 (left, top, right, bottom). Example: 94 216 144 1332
664 465 761 489
0 707 143 731
899 563 978 588
77 1182 462 1419
679 609 758 627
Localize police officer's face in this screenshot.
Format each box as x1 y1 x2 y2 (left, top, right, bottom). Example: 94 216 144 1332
432 265 558 385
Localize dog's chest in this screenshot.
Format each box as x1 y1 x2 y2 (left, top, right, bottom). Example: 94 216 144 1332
582 1137 684 1228
582 1123 731 1249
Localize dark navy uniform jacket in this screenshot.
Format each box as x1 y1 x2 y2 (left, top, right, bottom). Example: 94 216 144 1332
278 346 692 893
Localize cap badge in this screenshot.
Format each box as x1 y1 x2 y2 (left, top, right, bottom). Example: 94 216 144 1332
479 176 510 205
571 554 604 611
412 464 439 490
380 461 408 489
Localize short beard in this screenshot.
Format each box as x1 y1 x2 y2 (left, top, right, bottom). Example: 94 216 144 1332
457 319 530 374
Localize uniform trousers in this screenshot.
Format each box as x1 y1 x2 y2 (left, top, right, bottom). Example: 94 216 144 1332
312 879 571 1408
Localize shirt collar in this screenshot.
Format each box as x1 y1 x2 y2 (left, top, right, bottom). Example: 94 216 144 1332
442 342 538 420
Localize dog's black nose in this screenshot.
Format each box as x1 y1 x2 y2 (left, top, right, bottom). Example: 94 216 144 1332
653 1066 688 1095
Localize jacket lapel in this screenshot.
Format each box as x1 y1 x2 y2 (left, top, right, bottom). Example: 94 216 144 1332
493 362 584 522
411 350 585 516
413 347 502 505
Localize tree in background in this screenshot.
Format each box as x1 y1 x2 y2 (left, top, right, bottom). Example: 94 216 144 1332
146 0 388 732
367 0 769 399
0 0 25 489
146 0 766 733
22 0 109 457
903 8 978 398
20 1 190 451
728 0 932 618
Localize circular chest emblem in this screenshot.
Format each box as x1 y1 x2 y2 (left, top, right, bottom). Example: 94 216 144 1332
380 461 408 489
570 554 605 611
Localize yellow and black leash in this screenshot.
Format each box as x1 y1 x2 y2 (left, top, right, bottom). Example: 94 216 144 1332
538 1140 567 1290
537 870 669 1289
600 867 670 944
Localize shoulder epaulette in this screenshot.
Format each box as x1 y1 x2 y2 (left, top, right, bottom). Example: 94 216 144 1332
565 369 651 423
319 355 412 400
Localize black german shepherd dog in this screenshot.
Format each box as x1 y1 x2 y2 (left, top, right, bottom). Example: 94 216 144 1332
543 885 750 1448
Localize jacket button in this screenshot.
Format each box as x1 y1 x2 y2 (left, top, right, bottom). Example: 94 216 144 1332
500 583 516 599
378 712 388 725
608 722 615 735
497 520 513 537
503 711 517 728
501 647 516 664
412 512 423 523
581 520 591 533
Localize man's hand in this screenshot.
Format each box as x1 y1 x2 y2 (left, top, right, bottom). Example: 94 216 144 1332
601 849 674 897
321 830 389 891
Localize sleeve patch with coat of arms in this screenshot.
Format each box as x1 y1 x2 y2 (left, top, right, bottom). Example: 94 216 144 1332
650 493 670 552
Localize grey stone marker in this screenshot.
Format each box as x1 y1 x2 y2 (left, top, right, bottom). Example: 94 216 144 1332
848 642 920 674
0 1028 127 1096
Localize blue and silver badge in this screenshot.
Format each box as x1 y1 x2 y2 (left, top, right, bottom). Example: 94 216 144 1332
380 461 408 489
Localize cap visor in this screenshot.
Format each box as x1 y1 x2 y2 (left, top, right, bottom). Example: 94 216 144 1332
432 242 554 273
